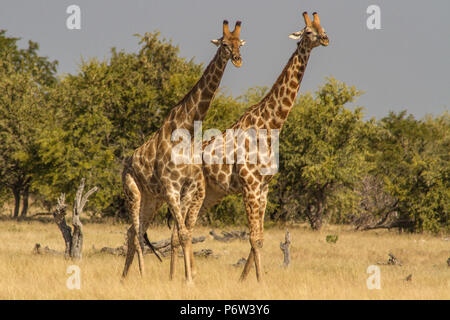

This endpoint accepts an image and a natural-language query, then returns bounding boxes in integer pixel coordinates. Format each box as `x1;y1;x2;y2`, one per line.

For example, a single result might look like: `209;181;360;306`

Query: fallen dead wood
360;218;415;232
377;253;403;266
155;236;207;256
36;235;209;258
149;235;206;250
98;235;207;258
232;258;247;267
193;249;217;258
209;230;249;242
166;248;217;258
355;210;415;233
33;243;63;255
100;246;126;256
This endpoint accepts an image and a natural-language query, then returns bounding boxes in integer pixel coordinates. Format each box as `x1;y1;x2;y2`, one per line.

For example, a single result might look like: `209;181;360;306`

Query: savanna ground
0;213;448;300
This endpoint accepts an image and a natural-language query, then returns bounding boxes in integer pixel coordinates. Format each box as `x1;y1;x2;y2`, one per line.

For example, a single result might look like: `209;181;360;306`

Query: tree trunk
20;185;29;217
311;210;323;230
12;187;21;218
306;198;324;231
313;219;322;230
70;178;98;260
70;208;83;260
308;214;323;230
51;179;98;261
52;194;72;258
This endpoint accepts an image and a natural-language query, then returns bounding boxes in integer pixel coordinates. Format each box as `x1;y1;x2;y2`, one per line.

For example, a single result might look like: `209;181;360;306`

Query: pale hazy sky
1;0;449;119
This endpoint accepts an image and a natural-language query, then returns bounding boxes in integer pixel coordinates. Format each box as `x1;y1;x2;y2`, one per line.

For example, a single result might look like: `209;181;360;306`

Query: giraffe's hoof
185;279;195;287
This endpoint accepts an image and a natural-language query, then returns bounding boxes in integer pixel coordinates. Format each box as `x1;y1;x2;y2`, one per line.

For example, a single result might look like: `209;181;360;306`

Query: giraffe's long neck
259;38;312;129
175;47;229;127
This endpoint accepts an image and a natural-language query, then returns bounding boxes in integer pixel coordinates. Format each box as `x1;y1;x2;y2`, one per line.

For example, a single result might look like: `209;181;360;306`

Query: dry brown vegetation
0;217;448;300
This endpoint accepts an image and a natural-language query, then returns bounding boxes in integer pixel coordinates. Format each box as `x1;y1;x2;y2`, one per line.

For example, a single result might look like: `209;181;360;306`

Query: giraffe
169;11;329;281
121;20;245;283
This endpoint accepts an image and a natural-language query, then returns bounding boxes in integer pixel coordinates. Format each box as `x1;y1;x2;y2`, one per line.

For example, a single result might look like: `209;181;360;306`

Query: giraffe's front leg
169;172;205;281
184;178;206;278
165;184;194;283
239;185;264;282
239;249;255;282
257;183;269;252
169;187;192;281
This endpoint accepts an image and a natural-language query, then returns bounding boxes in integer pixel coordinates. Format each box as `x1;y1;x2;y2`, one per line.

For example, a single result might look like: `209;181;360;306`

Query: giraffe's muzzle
232;56;242;67
319;35;329;46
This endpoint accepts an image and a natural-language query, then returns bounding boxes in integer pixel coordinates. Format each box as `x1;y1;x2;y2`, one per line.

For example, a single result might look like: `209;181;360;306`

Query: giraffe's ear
211;39;221;46
289;30;304;40
240;39;246;46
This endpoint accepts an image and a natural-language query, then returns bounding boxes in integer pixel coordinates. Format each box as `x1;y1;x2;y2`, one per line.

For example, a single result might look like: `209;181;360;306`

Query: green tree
367;111;449;233
35;32;203;215
269;78;366;230
0;30;57;217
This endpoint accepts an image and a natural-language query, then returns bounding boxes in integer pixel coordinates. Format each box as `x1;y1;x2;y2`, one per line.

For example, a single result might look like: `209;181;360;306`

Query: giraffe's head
289;12;329;48
211;20;245;67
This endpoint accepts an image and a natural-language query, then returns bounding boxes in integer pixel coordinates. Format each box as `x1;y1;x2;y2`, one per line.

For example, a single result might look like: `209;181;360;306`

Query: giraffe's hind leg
122;173;145;278
122;225;139;278
169;223;180;280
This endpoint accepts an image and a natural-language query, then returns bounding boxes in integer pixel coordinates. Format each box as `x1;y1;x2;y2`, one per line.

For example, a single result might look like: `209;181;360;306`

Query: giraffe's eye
306;31;312;35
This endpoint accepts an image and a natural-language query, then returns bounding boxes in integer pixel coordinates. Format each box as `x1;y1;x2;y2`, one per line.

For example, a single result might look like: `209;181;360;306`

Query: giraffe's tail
143;232;162;263
166;207;173;229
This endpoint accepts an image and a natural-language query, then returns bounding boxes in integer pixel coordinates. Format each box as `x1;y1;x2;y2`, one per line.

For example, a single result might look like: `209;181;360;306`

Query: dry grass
0;217;448;300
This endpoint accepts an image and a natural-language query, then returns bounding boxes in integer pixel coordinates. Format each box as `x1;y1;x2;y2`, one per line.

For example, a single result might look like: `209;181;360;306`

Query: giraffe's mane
165;47;224;122
230;42;304;126
258;50;298;106
201;41;307;150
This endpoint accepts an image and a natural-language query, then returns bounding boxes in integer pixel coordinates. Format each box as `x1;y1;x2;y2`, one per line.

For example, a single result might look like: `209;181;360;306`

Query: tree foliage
366;111;449;233
0;30;57;217
0;30;448;234
35;32;203;214
268;78;366;229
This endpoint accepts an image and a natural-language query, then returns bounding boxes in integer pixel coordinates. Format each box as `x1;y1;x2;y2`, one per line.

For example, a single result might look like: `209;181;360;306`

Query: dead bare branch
48;179;98;260
280;229;291;267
